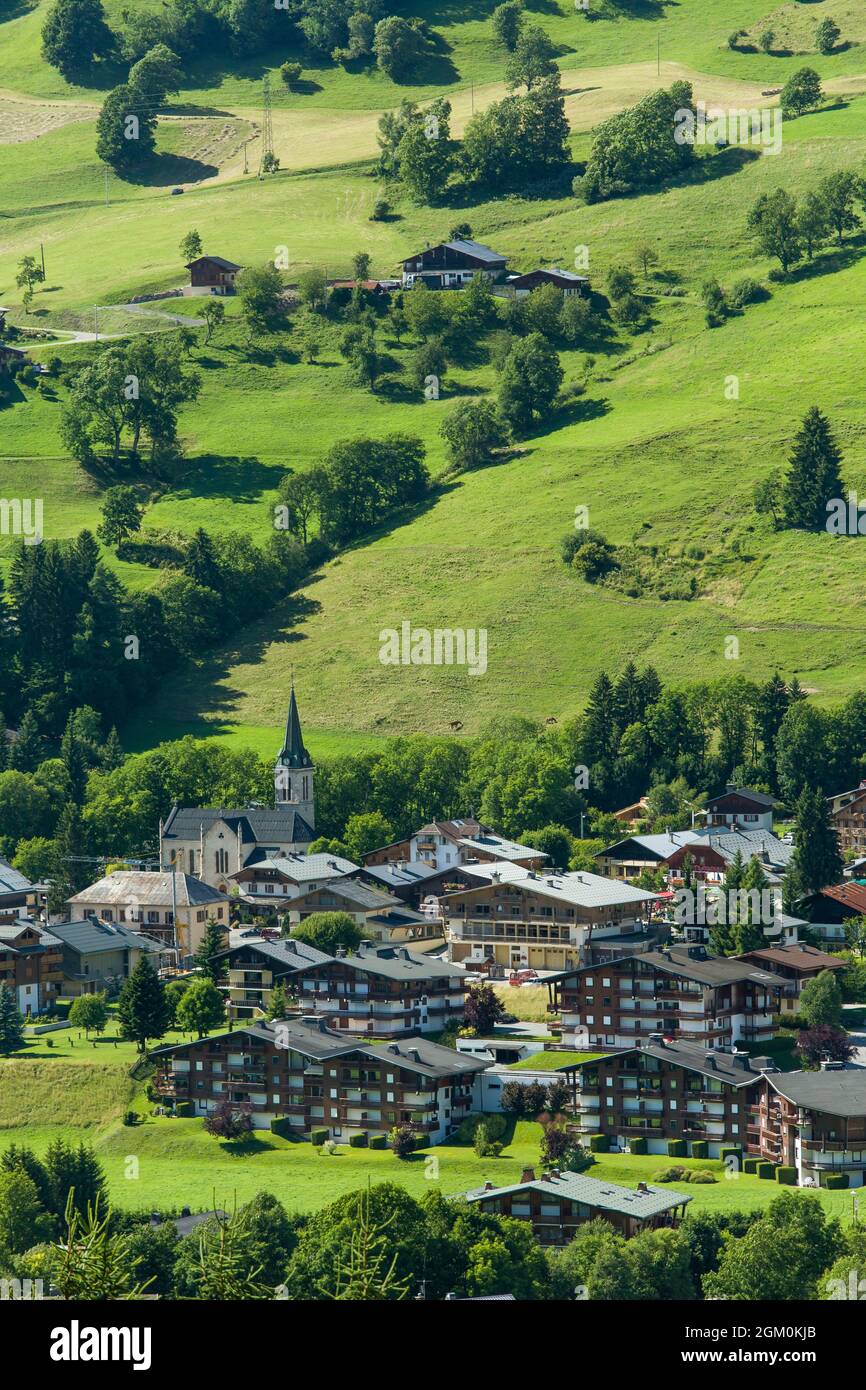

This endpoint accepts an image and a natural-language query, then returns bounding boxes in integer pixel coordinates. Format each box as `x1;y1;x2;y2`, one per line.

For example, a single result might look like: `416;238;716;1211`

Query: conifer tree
195;916;228;986
0;985;25;1053
782;407;845;531
117;956;170;1053
790;786;843;894
9;709;42;772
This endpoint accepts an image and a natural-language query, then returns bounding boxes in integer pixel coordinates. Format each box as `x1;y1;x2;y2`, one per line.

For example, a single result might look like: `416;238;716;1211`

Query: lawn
493;984;554;1023
508;1050;601;1070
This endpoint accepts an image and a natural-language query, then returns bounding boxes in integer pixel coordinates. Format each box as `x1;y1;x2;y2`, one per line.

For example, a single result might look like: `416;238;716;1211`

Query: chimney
636;1182;648;1194
704;1053;716;1069
520;1167;535;1183
484;1181;494;1191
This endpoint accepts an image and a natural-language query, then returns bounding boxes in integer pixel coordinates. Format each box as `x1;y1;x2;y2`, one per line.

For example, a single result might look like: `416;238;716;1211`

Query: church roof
277;687;313;770
162;806;314;844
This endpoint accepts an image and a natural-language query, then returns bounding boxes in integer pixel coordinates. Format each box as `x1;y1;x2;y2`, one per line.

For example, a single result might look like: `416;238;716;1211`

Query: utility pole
104;166;109;206
471;80;474;115
259;73;273;177
94;305;98;342
657;36;661;76
40;243;45;279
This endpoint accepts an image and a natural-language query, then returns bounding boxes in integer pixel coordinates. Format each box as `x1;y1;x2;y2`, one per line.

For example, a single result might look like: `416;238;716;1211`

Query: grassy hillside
4;0;866;750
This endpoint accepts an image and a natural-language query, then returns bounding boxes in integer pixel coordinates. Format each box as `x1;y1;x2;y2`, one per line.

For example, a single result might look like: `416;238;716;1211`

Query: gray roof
161;805;314;845
187;255;241;270
446;862;658;909
635;944;785;990
372;1035;487;1079
334;942;465;983
0;859;33;896
361;860;451;892
507;267;589;285
219;937;332;972
233;853;358;882
276;687;313;770
707;787;776;809
692;828;792;868
598;832;702;861
68;872;228;909
768;1070;866;1118
291;879;401;911
444;239;506;264
565;1038;775;1089
465;1171;691;1219
458;833;548;863
47;919;163;956
0;921;61;951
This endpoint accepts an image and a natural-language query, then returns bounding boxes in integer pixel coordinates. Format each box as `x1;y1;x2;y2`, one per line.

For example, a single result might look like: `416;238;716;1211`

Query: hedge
776;1166;797;1185
175;1102;194;1118
667;1140;687;1158
629;1137;647;1155
589;1134;609;1153
743;1157;759;1174
348;1132;367;1148
757;1162;776;1179
720;1146;742;1163
824;1173;850;1189
270;1117;295;1139
369;1134;387;1149
691;1140;709;1160
310;1127;329;1146
457;1112;507;1143
414;1134;429;1150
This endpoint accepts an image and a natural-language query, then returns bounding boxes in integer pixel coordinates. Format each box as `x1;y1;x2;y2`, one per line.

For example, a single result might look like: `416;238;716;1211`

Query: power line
258;73;273;178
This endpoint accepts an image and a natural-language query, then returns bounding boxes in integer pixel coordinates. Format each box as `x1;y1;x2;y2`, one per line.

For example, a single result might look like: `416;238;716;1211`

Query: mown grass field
4;0;866;752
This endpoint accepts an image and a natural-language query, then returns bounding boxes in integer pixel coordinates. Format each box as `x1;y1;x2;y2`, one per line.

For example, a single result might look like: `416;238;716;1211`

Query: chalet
47;918;163;997
401;239;507;289
828;783;866;855
443;862;658;973
185;255;242;295
464;1170;690;1245
597;827;791;885
66;871;229;958
564;1039;777;1159
735;943;846;1015
152;1016;486;1140
359;859;478;909
705;787;776;833
226;852;358;904
282;878;438;942
0;858;35;913
0;920;63;1015
805;882;866;926
506;267;589;298
596;831;701;880
363;818;545;872
160;689;316;889
0;343;27;374
292;941;467;1037
550;942;784;1051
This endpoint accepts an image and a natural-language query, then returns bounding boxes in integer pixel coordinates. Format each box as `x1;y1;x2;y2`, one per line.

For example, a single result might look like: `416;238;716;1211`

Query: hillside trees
781;68;823;118
747;189;801;276
42;0;115;80
505;25;557;90
498;332;564;434
439;400;507;474
781;407;845;530
492;1;523;50
461;74;570;190
374;16;427;80
96;82;158;169
397;100;454;202
577;82;696;202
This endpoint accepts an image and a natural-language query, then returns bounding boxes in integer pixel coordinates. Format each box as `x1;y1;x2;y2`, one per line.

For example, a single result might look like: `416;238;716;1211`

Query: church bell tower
274;684;315;828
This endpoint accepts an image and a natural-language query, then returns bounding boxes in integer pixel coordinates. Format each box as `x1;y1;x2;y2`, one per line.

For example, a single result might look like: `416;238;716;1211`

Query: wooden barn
185;255;242;295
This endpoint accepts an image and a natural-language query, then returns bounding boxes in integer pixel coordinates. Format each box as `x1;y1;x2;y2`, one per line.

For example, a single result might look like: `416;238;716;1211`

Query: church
159;688;316;893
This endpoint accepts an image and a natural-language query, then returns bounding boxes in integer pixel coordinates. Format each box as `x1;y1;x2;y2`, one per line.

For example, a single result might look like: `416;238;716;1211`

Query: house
804;882;866;927
464;1170;690;1245
401;239;507;289
217;935;332;1019
747;1068;866;1188
0;858;36;913
363;818;545;872
226;852;358;905
47;918;163;997
159;688;316;889
735;943;846;1015
358;859;478;910
0;920;63;1015
565;1039;773;1158
66;871;230;958
550;943;784;1050
282;878;437;942
828;783;866;855
185;255;242;295
705;787;776;833
443;862;659;973
612;797;650;828
597;828;792;886
328;279;398;295
0;343;27;375
595;831;702;880
506;267;589;298
152;1016;487;1140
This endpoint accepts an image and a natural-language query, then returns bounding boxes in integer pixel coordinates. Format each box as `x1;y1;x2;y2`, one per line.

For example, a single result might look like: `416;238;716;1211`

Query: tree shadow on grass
523;393;612;443
121;153;219;188
218;1136;275;1157
783;233;866;285
170;453;286;503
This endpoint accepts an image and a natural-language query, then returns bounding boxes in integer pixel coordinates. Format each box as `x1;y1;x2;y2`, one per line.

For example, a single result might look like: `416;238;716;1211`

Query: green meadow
4;0;866;752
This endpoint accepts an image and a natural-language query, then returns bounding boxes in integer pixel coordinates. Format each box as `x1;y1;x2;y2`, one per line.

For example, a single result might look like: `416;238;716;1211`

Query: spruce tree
0;985;25;1054
60;712;88;804
267;981;290;1020
782;407;845;531
195;916;228;986
732;857;769;953
117;956;170;1053
9;709;42;772
791;786;843;893
582;672;619;765
100;725;124;771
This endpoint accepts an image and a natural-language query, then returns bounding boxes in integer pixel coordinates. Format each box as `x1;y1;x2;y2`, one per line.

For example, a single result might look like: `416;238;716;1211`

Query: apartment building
747;1069;866;1188
736;943;846;1015
443;862;658;972
153;1017;486;1139
0;920;63;1015
226;852;359;903
828;783;866;855
551;943;784;1050
464;1170;691;1245
220;936;467;1035
363;818;546;872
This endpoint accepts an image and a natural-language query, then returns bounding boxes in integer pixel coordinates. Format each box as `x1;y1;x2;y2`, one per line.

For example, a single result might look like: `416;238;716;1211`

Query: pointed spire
277;684;313;769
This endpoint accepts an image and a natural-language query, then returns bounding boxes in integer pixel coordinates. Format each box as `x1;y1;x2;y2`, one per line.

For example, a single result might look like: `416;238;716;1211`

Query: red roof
819;882;866;913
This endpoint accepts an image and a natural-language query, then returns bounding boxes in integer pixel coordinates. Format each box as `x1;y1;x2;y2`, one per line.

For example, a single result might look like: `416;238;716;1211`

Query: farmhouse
159;688;316;889
47;918;163;997
152;1016;486;1139
443;862;658;972
506;267;589;297
0;343;27;374
550;942;784;1051
401;238;507;289
705;786;776;832
464;1170;691;1245
185;255;242;295
66;871;229;958
0;920;63;1015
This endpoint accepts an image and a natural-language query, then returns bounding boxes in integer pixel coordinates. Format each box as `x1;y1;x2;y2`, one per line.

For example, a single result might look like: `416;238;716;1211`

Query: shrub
652;1165;689;1183
389;1124;417;1158
175;1102;194;1118
743;1157;759;1174
458;1112;507;1144
757;1162;777;1180
270;1117;295;1138
310;1127;329;1146
122;1111;138;1127
667;1139;687;1157
824;1173;849;1189
280;62;303;89
691;1140;709;1160
370;199;390;221
348;1132;367;1147
776;1166;797;1185
720;1146;742;1163
729;276;766;309
629;1137;647;1155
369;1134;387;1149
589;1134;609;1153
689;1170;718;1184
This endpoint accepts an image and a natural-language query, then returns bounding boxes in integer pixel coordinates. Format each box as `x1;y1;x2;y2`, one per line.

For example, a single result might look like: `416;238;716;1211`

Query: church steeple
275;683;315;826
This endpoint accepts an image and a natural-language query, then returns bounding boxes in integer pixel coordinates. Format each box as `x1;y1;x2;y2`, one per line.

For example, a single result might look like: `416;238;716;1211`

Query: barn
185;255;242;295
